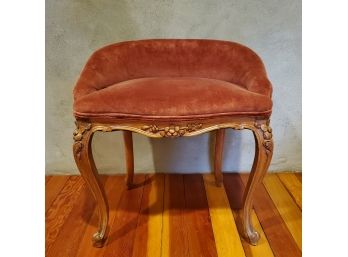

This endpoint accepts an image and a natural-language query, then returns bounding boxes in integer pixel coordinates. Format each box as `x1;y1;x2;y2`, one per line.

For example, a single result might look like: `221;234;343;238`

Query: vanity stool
72;39;273;247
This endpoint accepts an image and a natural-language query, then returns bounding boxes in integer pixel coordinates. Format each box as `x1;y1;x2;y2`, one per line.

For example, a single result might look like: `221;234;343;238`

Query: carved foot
126;178;136;190
92;231;107;248
244;228;260;246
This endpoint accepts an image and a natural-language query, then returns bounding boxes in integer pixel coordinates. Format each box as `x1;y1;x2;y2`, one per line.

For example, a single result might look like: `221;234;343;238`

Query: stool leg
242;122;273;245
214;129;225;187
123;131;134;189
73;122;109;247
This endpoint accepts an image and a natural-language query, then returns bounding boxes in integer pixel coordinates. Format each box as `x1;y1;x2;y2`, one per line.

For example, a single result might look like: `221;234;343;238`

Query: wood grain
263;174;302;250
203;174;246;257
278;173;302;209
46;180;98;257
45;176;85;254
75;175;125;257
162;174;189;257
240;174;301;257
45;176;69;212
223;174;274;257
46;173;302;256
123;131;134;187
46;175;52;184
132;174;164;257
103;175;145;257
295;173;302;183
184;174;218;257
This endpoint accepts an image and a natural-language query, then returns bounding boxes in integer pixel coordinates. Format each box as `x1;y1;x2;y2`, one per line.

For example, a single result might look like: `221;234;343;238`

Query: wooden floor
45;173;302;257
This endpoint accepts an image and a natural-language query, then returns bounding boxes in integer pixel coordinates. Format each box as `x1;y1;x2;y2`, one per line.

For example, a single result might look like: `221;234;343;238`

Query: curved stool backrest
74;39;271;99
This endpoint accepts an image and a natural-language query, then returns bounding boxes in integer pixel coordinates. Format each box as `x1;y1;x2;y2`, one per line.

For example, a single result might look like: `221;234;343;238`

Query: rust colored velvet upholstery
73;39;272;120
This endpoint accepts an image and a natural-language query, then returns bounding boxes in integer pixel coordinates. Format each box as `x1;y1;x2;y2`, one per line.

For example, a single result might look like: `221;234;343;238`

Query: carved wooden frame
73;115;273;247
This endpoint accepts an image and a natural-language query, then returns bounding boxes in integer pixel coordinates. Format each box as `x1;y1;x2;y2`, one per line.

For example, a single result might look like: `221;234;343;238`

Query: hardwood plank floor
46;175;52;184
295;173;302;183
45;176;69;212
203;174;246;257
103;175;146;257
45;176;85;254
184;174;218;257
277;173;302;209
46;172;302;257
132;174;164;257
240;174;302;257
162;174;190;257
76;175;125;257
223;174;274;257
263;174;302;250
47;182;96;257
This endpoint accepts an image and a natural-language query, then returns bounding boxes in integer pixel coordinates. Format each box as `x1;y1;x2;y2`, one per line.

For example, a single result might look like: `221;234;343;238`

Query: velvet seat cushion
74;77;272;119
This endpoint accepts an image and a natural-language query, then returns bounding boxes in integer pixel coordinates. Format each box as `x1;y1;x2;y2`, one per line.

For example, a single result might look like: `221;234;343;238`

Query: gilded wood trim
141;123;203;137
73;121;92;160
254;121;273;154
75;120;268;138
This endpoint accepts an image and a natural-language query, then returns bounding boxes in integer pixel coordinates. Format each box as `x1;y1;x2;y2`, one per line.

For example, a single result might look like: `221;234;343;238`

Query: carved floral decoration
255;121;273;152
73;122;92;160
141;123;203;137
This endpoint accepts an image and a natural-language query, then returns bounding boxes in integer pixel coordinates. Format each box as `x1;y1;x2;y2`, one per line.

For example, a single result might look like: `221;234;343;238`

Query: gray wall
46;0;301;175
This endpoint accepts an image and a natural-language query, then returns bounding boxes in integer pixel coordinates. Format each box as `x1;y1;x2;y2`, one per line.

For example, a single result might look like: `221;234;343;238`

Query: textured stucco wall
46;0;301;175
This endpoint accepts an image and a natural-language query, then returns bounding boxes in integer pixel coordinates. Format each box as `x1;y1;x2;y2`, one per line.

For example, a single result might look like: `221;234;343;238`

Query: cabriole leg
73;121;109;247
214;129;225;187
242;121;273;245
123;131;134;189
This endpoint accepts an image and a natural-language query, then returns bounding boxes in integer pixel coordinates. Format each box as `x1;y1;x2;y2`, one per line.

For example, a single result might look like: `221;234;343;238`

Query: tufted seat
73;39;272;120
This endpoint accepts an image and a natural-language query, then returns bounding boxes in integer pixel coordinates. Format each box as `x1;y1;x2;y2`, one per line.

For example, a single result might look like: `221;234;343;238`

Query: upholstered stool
72;39;273;247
